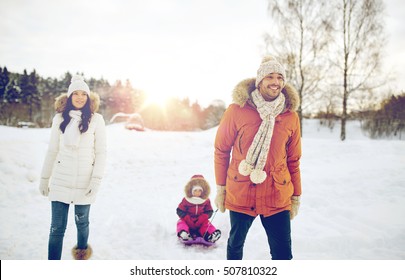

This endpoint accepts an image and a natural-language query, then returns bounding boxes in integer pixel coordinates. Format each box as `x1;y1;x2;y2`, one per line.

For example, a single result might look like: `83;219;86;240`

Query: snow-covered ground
1;119;404;260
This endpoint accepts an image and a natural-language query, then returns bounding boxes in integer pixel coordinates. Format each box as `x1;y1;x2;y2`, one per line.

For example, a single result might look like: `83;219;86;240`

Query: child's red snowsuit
176;197;217;237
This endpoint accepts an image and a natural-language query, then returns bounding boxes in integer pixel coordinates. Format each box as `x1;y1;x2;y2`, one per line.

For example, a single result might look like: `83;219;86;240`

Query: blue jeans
227;210;292;260
48;201;91;260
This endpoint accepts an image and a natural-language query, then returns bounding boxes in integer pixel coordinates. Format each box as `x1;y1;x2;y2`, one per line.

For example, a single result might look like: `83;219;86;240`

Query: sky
0;0;404;107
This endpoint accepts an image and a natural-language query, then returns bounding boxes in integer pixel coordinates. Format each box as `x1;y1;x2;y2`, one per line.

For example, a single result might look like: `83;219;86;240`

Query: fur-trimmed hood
54;92;101;113
184;177;211;200
231;78;300;112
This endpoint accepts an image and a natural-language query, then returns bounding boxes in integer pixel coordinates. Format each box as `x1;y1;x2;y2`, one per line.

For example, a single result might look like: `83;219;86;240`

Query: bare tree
335;0;385;141
264;0;334;135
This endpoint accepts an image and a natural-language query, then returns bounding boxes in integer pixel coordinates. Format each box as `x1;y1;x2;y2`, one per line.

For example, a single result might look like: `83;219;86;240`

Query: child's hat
185;174;211;199
192;185;203;193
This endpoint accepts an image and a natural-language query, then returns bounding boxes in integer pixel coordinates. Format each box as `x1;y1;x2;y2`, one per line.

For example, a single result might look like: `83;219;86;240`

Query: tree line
0;67;225;131
360;94;405;140
1;65;403;138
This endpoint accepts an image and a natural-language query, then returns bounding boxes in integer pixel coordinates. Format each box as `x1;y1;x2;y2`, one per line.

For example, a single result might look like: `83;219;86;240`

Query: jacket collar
231;78;300;112
54;92;101;114
185;197;207;205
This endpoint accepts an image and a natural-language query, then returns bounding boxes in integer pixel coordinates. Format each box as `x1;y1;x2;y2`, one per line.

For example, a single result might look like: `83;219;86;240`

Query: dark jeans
227;210;292;260
48;201;91;260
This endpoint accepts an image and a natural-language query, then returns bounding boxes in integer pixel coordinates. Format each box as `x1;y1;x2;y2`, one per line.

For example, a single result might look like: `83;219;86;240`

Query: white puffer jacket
40;93;107;205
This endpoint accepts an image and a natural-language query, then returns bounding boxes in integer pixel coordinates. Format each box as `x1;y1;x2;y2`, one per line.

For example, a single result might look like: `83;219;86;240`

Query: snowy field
0;119;404;260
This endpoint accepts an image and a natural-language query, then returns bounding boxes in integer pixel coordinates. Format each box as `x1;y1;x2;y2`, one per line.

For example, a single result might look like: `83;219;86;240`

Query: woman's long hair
59;95;92;134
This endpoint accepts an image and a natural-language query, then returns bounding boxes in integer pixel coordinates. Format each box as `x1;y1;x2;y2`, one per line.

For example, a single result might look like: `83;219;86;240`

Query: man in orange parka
214;55;301;260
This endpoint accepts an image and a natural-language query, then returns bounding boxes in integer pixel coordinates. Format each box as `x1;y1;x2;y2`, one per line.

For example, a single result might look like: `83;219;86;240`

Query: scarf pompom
250;169;267;184
238;160;253;176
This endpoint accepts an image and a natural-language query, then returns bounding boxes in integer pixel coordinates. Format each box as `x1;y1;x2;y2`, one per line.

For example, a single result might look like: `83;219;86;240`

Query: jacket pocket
238;131;245;154
266;170;293;208
226;168;255;209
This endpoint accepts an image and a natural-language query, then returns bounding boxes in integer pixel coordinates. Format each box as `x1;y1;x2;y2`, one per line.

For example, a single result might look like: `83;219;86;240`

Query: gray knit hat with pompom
255;55;286;88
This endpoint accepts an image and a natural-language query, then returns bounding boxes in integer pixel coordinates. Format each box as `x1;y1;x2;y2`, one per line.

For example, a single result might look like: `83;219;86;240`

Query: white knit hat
255;55;286;88
67;75;90;97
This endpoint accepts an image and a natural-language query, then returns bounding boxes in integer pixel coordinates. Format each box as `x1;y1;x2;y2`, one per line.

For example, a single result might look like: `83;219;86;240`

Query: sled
180;236;215;247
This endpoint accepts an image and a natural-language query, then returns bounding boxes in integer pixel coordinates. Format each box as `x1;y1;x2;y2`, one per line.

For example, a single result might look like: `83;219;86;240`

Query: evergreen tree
19;69;41;121
5;80;21;103
0;67;10;100
60;72;73;93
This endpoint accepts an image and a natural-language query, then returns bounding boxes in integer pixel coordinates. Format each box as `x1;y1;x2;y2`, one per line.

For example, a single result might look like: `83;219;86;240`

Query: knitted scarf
238;89;285;184
63;110;82;149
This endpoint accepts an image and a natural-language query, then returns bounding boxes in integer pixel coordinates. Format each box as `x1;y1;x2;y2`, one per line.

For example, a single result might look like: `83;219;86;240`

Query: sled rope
203;209;219;239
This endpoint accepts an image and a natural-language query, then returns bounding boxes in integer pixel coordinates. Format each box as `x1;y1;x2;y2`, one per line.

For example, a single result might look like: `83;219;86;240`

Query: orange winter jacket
214;78;302;217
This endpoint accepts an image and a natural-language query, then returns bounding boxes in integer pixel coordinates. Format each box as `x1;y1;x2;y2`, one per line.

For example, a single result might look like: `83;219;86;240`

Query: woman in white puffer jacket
39;75;106;260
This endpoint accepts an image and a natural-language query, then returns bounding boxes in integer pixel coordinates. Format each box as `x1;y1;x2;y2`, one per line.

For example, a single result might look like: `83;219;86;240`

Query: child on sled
176;175;221;243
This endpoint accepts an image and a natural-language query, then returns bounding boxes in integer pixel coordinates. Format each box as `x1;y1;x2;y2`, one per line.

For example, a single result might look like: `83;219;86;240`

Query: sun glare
142;91;168;110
